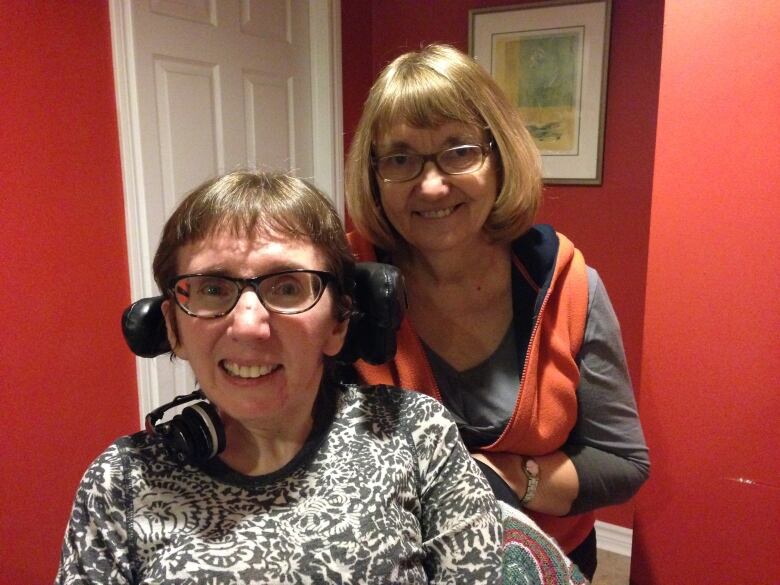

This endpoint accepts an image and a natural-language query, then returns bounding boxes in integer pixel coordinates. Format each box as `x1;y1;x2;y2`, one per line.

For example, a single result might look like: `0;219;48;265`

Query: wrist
519;457;539;506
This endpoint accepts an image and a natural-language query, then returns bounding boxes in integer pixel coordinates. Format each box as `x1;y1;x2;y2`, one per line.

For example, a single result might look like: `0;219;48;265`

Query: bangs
372;67;484;137
201;208;310;245
174;175;324;248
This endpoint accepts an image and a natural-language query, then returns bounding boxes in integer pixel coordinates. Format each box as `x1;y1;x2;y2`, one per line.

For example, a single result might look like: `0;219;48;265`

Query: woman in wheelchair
57;170;505;583
58;170;586;584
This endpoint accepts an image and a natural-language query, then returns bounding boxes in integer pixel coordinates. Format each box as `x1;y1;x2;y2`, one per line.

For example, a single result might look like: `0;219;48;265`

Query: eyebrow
375;133;484;154
185;263;309;277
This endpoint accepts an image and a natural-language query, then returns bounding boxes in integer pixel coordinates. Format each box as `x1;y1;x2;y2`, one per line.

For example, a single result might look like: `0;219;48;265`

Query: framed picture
470;0;611;184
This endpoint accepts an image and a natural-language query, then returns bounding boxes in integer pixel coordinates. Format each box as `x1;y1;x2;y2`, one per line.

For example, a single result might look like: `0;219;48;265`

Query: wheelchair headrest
121;262;406;365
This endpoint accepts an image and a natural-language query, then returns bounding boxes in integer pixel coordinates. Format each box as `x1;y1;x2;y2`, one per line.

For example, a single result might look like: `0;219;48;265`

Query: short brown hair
346;43;542;251
153;171;354;323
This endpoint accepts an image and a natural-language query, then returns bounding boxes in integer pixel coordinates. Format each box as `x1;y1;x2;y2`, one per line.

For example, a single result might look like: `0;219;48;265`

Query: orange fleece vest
347;230;593;553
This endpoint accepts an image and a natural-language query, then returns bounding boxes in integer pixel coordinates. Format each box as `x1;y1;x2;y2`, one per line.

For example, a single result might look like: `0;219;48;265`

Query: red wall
5;2;775;582
341;0;664;528
631;1;780;582
0;3;138;582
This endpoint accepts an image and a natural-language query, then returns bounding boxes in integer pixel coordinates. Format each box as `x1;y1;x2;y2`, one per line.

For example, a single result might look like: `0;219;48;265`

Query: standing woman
345;44;649;579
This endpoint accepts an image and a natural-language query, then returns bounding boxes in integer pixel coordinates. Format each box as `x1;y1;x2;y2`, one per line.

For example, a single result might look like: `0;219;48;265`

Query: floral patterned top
57;384;502;584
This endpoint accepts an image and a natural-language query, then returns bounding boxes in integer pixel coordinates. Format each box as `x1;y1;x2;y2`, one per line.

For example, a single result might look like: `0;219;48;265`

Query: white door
110;0;343;424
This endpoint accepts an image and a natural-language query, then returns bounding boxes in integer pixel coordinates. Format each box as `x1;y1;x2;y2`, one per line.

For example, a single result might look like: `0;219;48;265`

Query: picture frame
470;0;612;184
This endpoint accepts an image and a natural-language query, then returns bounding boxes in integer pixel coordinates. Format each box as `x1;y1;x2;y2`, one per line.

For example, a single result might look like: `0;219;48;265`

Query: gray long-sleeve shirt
426;267;650;513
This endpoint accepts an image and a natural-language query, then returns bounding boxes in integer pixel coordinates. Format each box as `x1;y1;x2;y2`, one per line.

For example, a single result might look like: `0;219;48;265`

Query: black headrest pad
121;296;170;358
121;262;406;366
337;261;405;365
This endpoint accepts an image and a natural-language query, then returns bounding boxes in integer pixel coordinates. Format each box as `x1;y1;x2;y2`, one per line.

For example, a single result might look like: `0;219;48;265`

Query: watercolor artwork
493;29;583;154
471;1;611;183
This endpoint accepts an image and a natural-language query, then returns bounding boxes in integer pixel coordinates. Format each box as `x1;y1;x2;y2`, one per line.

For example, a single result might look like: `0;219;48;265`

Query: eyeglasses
168;270;336;318
372;142;494;183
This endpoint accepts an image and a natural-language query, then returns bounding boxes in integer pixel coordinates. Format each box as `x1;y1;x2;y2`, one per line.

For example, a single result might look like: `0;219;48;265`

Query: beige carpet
591;549;630;585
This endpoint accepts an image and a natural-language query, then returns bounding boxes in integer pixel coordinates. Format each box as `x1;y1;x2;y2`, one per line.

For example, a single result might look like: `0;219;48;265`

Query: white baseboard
595;520;632;557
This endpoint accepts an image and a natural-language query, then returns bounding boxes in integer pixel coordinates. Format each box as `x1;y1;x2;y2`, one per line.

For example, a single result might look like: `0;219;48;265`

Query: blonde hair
345;43;542;252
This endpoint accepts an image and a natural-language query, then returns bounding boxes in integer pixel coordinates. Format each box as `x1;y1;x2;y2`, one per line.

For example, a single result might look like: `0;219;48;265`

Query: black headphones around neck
145;390;226;464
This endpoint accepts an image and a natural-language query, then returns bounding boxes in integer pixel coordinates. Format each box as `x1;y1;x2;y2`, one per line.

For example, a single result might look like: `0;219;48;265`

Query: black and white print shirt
57;385;502;584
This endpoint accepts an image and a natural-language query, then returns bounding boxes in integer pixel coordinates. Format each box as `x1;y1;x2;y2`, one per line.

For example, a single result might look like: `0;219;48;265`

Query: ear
162;299;189;361
323;314;350;358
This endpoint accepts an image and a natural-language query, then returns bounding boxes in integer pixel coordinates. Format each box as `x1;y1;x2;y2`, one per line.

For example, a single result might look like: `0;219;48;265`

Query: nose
228;288;271;340
417;160;450;199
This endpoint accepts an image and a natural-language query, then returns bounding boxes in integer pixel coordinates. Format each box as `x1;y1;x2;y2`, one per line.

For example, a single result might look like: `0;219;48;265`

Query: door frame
109;0;344;426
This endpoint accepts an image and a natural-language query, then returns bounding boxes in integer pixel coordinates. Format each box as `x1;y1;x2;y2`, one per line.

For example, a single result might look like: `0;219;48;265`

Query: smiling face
374;120;499;258
162;228;348;429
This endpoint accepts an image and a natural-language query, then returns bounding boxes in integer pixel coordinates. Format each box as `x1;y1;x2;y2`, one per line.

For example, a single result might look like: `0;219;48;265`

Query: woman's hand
472;450;580;516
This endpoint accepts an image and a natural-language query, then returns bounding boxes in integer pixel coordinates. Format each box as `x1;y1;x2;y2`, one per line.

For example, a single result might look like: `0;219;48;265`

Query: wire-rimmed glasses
372;142;494;183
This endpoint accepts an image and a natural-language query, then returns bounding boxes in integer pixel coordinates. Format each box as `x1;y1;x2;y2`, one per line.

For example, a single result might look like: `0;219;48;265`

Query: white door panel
149;0;216;25
155;58;224;201
110;0;342;424
245;72;294;170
